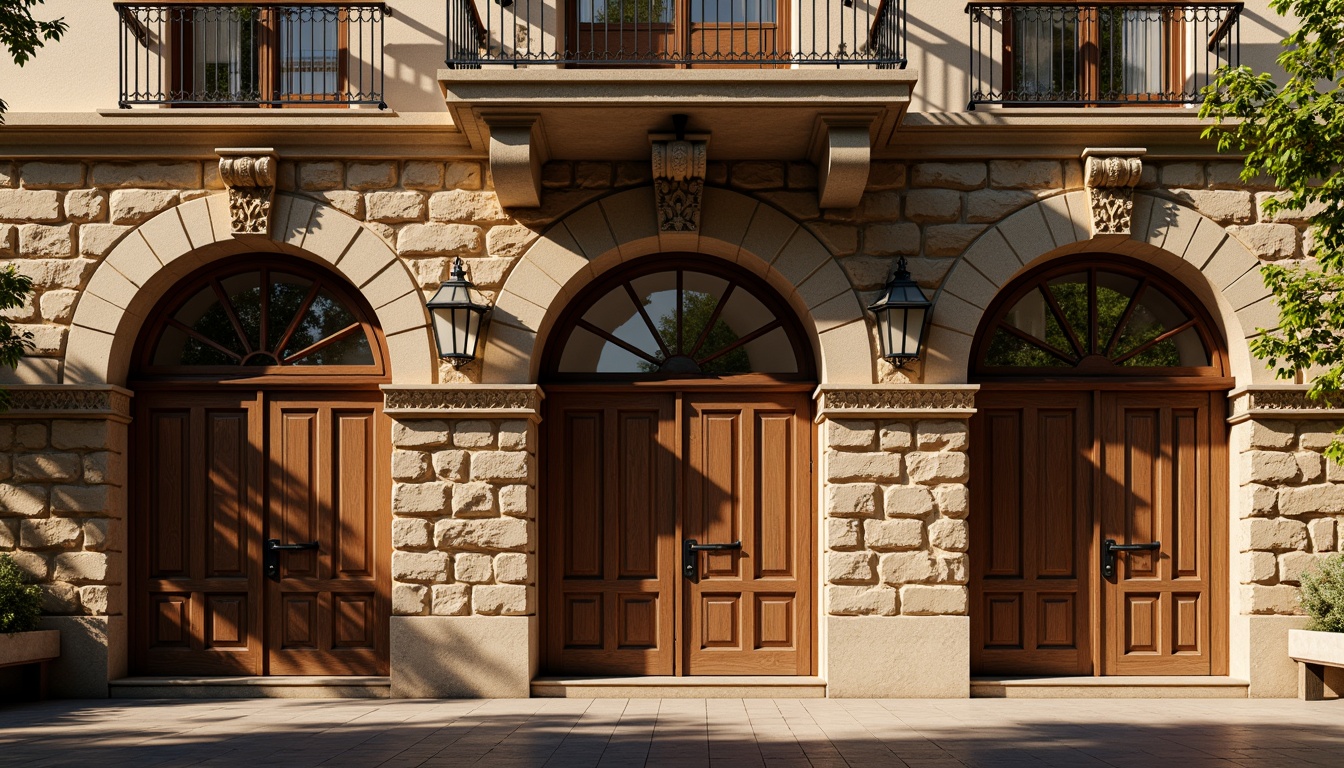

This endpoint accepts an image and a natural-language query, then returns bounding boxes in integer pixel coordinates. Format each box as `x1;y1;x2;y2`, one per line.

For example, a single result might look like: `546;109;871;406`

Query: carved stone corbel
216;148;278;237
1082;147;1145;236
484;113;548;209
810;114;877;210
650;127;709;232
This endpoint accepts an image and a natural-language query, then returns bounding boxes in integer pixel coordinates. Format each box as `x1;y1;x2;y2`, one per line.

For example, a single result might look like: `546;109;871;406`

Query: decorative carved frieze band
816;385;980;421
383;385;544;420
217;147;278;236
650;125;709;232
1229;385;1344;423
0;386;133;421
1082;147;1145;237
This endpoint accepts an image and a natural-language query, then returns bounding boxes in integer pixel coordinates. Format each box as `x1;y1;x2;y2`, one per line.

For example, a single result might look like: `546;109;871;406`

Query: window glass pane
680;271;731;358
153;325;238;367
691;0;776;24
1002;288;1075;359
1121;326;1207;367
173;285;246;359
281;288;362;360
280;8;340;98
267;272;315;351
1098;7;1165;98
1012;9;1078;99
1095;272;1140;352
191;7;260;100
220;271;263;352
580;0;673;23
628;271;682;355
580;283;663;361
733;326;797;374
984;328;1072;368
290;333;374;366
559;325;648;373
1113;287;1191;360
1045;272;1089;354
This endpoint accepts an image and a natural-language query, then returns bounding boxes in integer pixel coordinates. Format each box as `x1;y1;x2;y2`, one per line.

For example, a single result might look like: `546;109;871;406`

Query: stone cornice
382;385;544;420
1229;385;1344;423
815;385;979;421
0;386;133;421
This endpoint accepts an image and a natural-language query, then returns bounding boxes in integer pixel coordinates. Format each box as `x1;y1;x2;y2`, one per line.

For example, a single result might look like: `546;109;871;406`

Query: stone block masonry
823;418;970;617
388;416;536;618
1234;417;1344;615
0;413;127;619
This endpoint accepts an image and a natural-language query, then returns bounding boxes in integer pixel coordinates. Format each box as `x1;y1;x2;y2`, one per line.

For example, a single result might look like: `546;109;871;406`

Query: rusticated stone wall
0;156;1316;386
823;418;971;617
1235;418;1343;615
0;416;126;617
387;416;537;618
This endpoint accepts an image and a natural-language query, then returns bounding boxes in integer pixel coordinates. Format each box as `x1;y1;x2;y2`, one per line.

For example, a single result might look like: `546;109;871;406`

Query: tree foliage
1199;0;1344;463
0;265;32;408
0;553;42;634
1300;553;1344;632
0;0;67;122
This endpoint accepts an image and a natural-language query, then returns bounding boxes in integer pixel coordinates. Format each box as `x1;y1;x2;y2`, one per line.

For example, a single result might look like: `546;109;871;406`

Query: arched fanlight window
973;257;1225;377
136;257;385;376
544;256;813;381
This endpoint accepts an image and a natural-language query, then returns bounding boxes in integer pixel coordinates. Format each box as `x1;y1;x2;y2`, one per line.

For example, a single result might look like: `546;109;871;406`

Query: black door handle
265;538;319;580
683;539;742;579
1102;538;1160;578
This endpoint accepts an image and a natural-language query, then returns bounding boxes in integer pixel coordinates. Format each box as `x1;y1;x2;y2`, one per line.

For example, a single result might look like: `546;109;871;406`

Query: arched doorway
129;256;392;676
969;254;1230;677
540;254;816;676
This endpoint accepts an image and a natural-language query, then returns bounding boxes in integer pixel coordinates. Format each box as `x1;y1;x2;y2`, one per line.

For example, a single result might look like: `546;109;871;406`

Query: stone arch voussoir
64;192;436;386
483;186;872;385
926;191;1273;385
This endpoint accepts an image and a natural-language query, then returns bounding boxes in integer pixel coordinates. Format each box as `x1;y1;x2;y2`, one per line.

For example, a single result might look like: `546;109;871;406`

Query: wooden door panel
684;395;811;676
267;395;388;676
971;392;1092;675
544;393;677;675
134;395;264;675
1101;392;1223;675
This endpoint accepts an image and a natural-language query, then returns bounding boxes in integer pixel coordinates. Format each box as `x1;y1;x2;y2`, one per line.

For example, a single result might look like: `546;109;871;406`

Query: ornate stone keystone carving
217;148;278;236
650;116;710;232
1082;147;1145;236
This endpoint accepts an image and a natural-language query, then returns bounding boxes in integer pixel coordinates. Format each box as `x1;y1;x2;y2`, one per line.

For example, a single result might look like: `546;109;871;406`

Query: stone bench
0;630;60;701
1288;629;1344;701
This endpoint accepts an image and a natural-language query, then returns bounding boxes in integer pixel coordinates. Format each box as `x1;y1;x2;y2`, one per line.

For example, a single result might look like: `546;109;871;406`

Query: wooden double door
132;389;390;676
971;389;1228;676
544;390;813;676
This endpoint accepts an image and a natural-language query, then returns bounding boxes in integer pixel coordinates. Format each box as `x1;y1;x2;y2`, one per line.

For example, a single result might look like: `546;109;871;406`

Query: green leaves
0;0;67;123
0;553;42;635
1300;553;1344;633
0;265;33;409
1202;0;1344;462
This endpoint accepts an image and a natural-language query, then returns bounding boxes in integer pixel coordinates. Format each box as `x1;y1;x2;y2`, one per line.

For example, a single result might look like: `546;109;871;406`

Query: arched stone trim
926;191;1276;385
482;186;872;384
64;192;436;386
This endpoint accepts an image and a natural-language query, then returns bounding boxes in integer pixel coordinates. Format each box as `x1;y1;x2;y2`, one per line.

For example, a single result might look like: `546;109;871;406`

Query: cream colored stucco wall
0;0;1296;116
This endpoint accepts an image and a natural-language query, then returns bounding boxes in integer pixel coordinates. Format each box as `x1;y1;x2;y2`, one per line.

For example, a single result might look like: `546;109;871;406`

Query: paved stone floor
1;697;1343;767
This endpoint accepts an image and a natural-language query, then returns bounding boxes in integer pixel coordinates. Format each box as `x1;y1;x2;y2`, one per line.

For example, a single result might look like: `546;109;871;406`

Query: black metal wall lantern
868;256;934;368
427;257;491;365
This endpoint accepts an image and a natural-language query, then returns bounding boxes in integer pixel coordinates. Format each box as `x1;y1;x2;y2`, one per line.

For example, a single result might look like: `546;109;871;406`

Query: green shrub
1300;553;1344;633
0;554;42;634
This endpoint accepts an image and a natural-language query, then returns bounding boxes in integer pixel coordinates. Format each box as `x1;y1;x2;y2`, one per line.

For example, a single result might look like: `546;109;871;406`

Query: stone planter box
0;629;60;699
1288;629;1344;700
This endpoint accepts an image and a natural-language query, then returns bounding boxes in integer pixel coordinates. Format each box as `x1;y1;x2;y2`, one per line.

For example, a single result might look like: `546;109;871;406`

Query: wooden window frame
131;255;390;386
168;1;351;107
970;254;1228;382
564;0;791;65
1000;1;1189;105
542;254;816;384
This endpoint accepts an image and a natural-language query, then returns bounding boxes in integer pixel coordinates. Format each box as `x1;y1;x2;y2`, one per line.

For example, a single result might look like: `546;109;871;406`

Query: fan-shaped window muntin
138;257;384;376
545;257;812;381
974;258;1223;377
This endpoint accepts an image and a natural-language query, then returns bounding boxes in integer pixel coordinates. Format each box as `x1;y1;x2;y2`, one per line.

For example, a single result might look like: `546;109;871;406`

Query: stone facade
0;156;1318;386
1235;418;1344;614
387;416;537;620
0;415;127;620
823;418;970;618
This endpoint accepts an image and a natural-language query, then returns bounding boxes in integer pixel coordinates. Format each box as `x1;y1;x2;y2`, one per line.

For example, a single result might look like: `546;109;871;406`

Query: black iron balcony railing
966;3;1241;108
446;0;907;68
117;3;386;108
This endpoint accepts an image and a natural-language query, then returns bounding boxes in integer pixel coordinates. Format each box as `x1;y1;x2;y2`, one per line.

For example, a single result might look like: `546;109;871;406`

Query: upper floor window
967;3;1243;108
117;3;387;108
